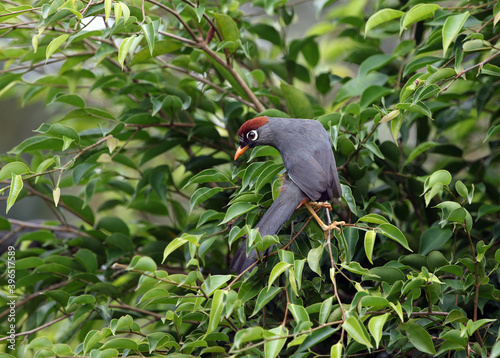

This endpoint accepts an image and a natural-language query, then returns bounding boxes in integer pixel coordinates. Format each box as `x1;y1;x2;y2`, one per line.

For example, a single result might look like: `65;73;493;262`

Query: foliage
0;0;500;357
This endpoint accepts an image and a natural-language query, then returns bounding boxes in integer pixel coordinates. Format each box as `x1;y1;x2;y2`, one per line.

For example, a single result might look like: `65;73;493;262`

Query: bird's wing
286;154;329;201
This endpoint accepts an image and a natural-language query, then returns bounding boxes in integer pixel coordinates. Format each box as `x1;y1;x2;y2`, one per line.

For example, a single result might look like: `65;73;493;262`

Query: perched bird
230;116;342;274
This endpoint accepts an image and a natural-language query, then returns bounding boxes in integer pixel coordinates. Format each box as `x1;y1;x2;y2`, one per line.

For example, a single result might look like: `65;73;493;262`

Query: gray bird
231;116;342;273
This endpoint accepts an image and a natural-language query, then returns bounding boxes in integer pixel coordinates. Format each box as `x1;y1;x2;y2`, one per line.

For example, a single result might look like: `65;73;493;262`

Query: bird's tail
230;180;304;274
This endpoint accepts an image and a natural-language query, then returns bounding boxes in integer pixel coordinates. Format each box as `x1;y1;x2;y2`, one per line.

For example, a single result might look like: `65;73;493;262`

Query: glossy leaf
264;326;288;358
343;314;373;348
401;4;440;32
46;34;69;61
189;187;223;212
406;324;436;355
378;224;412;251
442;12;469;55
365;9;404;34
6;174;23;213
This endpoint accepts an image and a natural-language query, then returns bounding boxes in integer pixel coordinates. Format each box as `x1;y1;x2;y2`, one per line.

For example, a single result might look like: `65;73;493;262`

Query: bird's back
268;118;341;201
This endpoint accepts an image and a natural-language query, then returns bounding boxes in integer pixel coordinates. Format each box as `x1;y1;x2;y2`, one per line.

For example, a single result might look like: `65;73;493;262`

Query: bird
230;116;343;274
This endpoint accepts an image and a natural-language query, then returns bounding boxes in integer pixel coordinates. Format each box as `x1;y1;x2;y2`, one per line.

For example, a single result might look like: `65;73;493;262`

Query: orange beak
234;145;249;160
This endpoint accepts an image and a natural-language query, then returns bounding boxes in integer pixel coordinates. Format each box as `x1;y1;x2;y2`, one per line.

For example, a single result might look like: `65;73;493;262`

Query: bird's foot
303;201;344;232
320;221;345;232
309;201;332;211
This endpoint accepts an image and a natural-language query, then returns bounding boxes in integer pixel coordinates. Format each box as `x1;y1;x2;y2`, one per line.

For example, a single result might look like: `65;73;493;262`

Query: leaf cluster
0;0;500;357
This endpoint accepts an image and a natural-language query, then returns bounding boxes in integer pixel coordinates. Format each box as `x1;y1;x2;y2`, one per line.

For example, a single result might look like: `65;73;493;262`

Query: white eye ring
247;130;258;141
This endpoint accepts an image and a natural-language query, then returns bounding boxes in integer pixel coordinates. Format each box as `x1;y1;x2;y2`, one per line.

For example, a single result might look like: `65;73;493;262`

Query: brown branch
146;0;199;41
157;62;256;108
157;29;198;46
110;303;164;319
199;43;265;113
440;50;500;93
0;314;72;342
338;122;380;171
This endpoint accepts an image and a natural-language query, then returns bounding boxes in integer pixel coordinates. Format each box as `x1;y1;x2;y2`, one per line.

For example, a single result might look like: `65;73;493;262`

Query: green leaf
365;9;404;34
341;261;372;276
142;20;159;56
364;230;376;264
297;326;336;353
58;0;82;18
281;82;314;119
424;183;443;207
32;28;43;53
403;142;440;168
189;187;223;212
252;286;283;316
360;86;393;109
60;195;95;224
378;224;412;251
234;327;264;348
118;35;135;68
54;94;85;108
462;39;492;52
442;12;470;55
162;234;201;262
406;324;436;355
477;204;500;220
248;145;280;161
368;313;390;348
419;227;453;255
358;214;389;225
0;162;30;182
184;169;231;187
423;170;452;194
364;141;384;159
83;329;112;354
264;326;288;358
74;249;97;273
101;338;138;351
403;56;441;77
128;255;157;272
343;314;373;348
268;262;291;289
213;13;240;51
28;337;52;350
131;40;183;65
6;174;23;213
341;184;361;217
330;342;343;358
288;304;310;323
254;163;283;192
206;290;225;334
396;101;433;119
319;296;333;324
221;202;257;225
481;64;500;77
485;125;500;142
104;0;112;21
16;257;44;270
35;123;80;143
46;34;70;61
401;4;440;32
307;245;323;276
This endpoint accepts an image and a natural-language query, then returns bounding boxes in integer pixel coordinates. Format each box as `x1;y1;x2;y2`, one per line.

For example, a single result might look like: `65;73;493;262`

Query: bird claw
320;221;345;232
309;201;332;211
303;201;344;233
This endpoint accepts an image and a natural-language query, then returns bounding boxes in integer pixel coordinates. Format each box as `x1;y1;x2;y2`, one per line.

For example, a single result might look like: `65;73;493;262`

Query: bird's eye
247;130;258;141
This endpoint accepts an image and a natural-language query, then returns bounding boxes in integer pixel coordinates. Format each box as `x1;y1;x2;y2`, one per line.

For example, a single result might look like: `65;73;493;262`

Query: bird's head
234;116;270;160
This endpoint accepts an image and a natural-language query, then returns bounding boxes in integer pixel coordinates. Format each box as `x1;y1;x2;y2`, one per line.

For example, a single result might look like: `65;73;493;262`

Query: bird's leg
303;201;345;232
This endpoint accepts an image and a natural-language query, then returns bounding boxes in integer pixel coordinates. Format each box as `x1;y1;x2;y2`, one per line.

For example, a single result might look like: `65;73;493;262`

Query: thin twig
440;50;500;93
0;314;72;342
